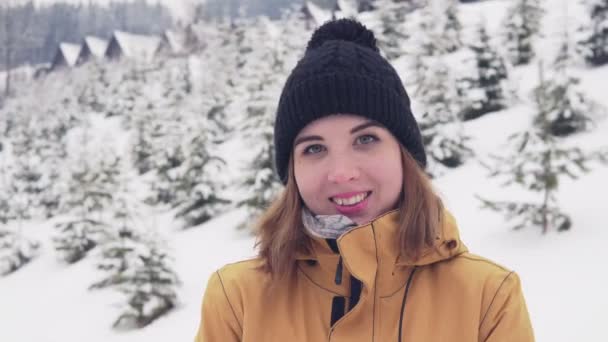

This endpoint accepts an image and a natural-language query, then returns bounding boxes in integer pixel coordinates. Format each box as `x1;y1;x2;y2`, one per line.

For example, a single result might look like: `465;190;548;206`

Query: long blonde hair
255;145;443;280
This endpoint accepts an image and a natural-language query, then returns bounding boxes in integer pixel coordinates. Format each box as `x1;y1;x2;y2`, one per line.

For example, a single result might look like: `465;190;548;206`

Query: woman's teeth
331;192;368;206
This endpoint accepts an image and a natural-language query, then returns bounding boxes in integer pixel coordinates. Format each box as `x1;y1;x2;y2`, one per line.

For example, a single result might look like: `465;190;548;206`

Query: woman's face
293;114;404;225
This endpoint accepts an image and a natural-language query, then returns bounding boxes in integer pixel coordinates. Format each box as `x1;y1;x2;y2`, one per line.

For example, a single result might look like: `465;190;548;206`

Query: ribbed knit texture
273;19;426;184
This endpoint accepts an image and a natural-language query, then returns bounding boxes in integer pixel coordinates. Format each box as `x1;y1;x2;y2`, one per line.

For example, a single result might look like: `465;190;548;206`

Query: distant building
49;43;82;71
76;36;109;65
105;31;162;62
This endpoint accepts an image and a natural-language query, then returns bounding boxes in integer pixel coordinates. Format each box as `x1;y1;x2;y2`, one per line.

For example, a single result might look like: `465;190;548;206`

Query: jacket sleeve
479;271;535;342
194;271;243;342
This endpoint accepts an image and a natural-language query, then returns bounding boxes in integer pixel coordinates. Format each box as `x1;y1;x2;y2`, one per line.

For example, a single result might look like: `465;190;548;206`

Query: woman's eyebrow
294;135;323;147
350;121;382;134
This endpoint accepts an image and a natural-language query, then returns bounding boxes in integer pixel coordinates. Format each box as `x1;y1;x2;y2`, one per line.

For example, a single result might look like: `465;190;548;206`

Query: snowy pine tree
459;22;510;120
477;63;604;233
146;141;185;205
537;30;597;136
112;48;234;224
578;0;608;66
414;57;472;176
370;0;422;61
374;0;408;60
0;123;16;223
142;60;190;203
0;186;11;224
111;236;180;329
105;61;154;125
53;130;121;263
32;115;69;218
235;18;288;229
439;0;463;53
77;62;111;114
90;163;142;290
129;90;181;179
237;116;281;229
501;0;544;65
0;226;39;276
9;120;41;221
404;4;439;90
7;116;66;220
414;2;444;57
90;179;180;329
132;117;156;175
401;0;461;91
173;118;230;228
195;23;238;139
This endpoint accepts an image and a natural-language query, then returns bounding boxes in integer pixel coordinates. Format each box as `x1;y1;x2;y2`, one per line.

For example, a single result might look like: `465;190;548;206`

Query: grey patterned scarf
301;207;359;239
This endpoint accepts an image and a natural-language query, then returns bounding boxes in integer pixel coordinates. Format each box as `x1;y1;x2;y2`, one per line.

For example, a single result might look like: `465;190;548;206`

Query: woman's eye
303;144;325;155
356;134;378;145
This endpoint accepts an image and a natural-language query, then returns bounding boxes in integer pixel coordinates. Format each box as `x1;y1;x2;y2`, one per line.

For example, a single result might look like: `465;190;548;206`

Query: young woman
195;19;534;342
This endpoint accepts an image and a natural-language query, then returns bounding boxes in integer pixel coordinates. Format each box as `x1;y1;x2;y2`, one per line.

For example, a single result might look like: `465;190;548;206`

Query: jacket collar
296;209;468;292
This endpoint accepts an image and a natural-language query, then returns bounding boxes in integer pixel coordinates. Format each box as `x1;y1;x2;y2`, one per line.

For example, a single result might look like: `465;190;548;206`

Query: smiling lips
330;191;370;205
330;191;371;214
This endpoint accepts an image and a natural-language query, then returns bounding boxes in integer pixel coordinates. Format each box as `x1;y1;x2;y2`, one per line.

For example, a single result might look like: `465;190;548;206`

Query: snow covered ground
1;0;608;341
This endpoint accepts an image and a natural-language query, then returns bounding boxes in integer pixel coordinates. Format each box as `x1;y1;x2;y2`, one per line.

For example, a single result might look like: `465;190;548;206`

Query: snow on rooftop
305;0;332;26
84;36;109;58
60;43;82;67
113;31;162;62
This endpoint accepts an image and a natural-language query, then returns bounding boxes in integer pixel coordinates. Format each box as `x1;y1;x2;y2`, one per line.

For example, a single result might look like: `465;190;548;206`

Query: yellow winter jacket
194;210;534;341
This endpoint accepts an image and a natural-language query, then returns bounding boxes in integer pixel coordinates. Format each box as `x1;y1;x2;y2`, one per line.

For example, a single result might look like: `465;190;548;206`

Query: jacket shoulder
196;259;267;341
441;252;533;339
439;252;517;310
449;254;534;340
216;257;269;286
454;252;512;276
199;258;269;337
214;258;272;308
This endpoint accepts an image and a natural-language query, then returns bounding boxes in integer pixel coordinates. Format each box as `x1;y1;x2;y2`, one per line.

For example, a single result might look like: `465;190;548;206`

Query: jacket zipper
397;267;418;342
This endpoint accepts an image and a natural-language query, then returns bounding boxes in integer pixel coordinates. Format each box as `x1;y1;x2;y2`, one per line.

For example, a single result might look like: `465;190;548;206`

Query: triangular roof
105;31;162;62
84;36;109;58
76;36;109;65
49;43;82;71
61;43;82;66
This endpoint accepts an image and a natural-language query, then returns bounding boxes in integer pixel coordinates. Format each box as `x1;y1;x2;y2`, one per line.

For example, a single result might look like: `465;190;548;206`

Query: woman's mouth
329;191;371;214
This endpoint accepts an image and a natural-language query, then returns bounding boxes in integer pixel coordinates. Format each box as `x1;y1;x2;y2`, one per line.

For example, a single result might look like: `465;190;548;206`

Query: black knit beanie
273;18;426;184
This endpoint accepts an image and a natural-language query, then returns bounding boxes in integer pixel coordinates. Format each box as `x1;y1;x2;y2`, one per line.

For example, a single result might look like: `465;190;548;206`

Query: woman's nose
327;157;360;183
